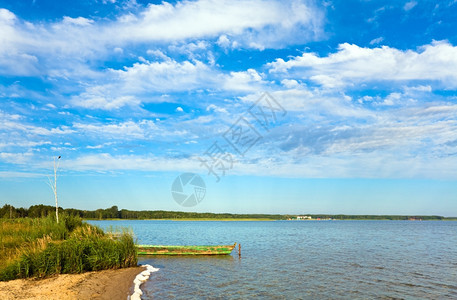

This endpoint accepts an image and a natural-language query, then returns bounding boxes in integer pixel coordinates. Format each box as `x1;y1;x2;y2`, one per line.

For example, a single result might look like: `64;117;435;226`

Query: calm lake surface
88;220;457;299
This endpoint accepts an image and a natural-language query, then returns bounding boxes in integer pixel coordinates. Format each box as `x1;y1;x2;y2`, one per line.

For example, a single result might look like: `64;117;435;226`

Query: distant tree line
302;214;449;221
0;204;289;220
1;204;454;220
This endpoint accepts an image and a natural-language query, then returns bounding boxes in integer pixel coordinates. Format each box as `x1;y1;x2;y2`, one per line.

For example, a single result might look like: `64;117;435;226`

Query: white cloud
71;58;272;110
28;126;75;136
358;95;377;104
206;104;228;114
2;2;456;182
240;89;374;122
0;8;16;24
36;142;457;179
223;68;265;91
0;110;22;121
233;151;457;179
281;79;300;88
111;0;323;48
0;140;51;149
0;112;75;135
73;93;140;110
62;16;94;26
63;153;199;172
0;151;34;164
404;85;432;92
267;41;457;88
369;37;384;45
0;9;101;77
217;34;230;48
146;49;169;60
0;0;324;71
169;40;209;53
73;120;157;139
0;52;39;76
113;47;123;54
381;92;401;106
85;142;114;149
0;0;323;56
0;171;44;178
0;0;324;92
237;85;457;177
114;59;215;93
403;1;417;11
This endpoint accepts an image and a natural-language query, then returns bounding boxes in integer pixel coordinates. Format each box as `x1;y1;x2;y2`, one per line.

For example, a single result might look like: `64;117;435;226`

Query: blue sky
1;0;457;215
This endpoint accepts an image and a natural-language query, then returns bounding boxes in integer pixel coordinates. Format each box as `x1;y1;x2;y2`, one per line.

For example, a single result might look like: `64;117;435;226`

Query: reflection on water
89;220;457;299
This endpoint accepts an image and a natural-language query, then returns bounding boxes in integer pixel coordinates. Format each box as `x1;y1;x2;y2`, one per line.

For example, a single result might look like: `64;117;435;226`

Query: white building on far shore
296;215;312;220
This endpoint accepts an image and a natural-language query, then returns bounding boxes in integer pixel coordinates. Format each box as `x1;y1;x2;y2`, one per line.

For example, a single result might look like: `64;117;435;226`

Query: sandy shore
0;266;144;300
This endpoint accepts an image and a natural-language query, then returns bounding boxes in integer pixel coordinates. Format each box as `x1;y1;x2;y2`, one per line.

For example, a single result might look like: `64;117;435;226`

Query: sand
0;266;145;300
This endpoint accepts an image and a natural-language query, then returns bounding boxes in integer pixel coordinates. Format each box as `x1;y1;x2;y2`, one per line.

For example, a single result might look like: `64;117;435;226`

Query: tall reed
0;214;137;281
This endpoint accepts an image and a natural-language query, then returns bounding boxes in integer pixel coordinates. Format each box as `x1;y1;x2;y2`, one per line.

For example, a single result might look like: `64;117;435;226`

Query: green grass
0;215;137;281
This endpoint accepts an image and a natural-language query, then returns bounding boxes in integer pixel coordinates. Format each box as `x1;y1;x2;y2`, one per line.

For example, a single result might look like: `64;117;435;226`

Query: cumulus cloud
111;0;323;47
267;41;457;88
0;0;324;76
2;1;457;182
70;59;216;109
206;104;228;114
115;59;215;93
71;58;272;110
223;69;266;91
217;34;231;48
281;79;300;88
0;0;324;111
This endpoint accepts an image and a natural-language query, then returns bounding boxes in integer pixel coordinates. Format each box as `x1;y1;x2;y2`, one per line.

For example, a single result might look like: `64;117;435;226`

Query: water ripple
89;220;457;299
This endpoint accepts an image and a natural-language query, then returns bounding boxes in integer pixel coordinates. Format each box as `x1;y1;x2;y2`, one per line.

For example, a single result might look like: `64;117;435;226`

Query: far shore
86;218;277;221
0;267;144;300
4;204;456;221
84;218;457;221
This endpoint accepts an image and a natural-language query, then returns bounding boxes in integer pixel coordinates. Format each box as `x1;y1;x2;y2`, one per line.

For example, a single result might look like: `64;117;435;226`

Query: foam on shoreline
129;264;159;300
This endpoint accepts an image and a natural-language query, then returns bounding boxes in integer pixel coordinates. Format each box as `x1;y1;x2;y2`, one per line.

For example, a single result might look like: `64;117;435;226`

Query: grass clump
0;214;137;281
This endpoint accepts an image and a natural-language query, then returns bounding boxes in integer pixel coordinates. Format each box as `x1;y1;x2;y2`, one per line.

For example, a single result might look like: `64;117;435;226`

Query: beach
0;266;144;300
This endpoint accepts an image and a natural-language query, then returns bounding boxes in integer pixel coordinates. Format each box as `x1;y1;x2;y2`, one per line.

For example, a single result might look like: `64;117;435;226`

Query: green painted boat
136;243;236;255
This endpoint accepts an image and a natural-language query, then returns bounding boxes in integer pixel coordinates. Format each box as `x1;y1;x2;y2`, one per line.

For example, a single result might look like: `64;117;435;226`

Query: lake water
88;220;457;299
